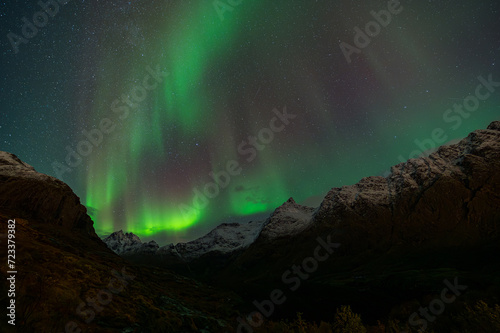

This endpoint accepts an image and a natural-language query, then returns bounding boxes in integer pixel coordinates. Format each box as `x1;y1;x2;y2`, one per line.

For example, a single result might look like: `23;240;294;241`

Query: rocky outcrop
0;151;97;238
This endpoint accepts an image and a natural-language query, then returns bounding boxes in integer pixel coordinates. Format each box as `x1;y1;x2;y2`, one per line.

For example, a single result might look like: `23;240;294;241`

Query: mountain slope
313;120;500;249
216;121;500;326
0;151;97;238
0;152;241;333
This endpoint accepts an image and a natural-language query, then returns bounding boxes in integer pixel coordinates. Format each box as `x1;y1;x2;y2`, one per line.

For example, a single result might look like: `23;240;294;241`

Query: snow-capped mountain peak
103;230;158;255
259;197;316;240
103;220;267;260
162;220;266;260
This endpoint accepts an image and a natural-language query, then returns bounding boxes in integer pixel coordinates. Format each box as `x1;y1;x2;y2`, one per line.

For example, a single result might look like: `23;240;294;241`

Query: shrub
332;305;366;333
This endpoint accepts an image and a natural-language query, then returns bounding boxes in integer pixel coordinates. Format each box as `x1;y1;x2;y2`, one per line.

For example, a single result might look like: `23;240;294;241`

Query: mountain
103;230;159;255
259;197;316;240
114;121;500;262
116;121;500;331
103;220;265;260
162;220;265;260
226;120;500;267
0;152;241;333
102;197;315;260
2;120;499;332
0;151;98;238
211;120;500;329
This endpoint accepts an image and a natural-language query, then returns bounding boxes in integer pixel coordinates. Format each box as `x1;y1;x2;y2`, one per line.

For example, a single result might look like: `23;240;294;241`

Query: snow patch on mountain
103;220;266;260
160;220;266;260
103;230;159;255
260;197;316;240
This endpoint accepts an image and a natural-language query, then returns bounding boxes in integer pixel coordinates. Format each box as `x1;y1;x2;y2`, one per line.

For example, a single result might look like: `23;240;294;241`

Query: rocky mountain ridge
310;120;500;251
104;219;266;260
106;121;500;261
103;197;318;259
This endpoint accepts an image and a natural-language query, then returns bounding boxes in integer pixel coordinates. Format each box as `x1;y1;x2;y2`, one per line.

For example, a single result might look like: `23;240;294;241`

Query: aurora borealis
1;0;499;244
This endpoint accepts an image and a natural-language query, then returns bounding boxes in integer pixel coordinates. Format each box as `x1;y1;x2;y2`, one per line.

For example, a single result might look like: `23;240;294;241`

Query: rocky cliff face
312;121;500;250
0;151;97;239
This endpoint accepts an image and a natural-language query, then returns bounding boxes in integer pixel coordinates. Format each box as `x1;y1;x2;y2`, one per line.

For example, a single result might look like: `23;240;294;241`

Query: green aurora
76;1;499;242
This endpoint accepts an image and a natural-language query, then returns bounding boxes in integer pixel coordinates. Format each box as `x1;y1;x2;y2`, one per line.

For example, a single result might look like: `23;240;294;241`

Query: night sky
1;0;499;244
